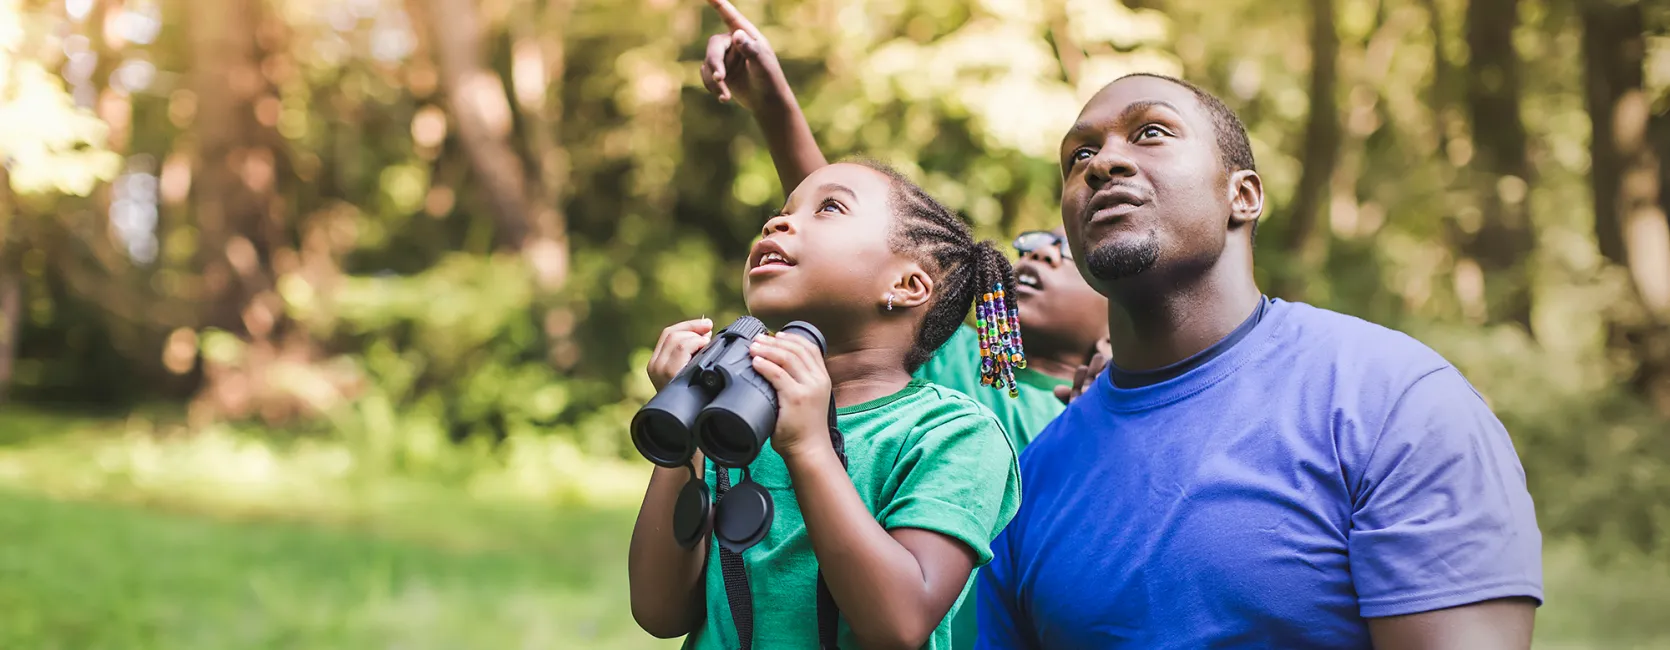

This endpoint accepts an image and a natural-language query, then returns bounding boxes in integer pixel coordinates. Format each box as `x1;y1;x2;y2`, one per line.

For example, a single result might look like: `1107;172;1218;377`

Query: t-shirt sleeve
975;522;1036;649
1349;365;1544;618
875;409;1021;567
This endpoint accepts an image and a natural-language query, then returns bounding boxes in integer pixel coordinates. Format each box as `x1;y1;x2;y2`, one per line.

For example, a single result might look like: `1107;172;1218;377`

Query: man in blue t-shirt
976;73;1543;649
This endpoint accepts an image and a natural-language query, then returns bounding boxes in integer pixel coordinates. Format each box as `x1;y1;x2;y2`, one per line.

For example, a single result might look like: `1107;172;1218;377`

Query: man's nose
1086;146;1138;190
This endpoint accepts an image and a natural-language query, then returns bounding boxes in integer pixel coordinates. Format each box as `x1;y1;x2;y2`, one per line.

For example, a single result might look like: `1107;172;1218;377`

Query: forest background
0;0;1666;647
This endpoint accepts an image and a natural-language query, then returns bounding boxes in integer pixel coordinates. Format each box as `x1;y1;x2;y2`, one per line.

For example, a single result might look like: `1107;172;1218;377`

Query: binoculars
631;316;828;552
632;315;826;469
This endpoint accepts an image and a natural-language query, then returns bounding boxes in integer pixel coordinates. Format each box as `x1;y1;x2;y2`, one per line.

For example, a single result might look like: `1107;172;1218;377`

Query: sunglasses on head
1012;230;1072;260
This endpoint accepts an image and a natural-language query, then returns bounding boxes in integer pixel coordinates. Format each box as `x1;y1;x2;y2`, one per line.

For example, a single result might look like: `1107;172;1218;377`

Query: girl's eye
1134;124;1171;141
819;199;844;213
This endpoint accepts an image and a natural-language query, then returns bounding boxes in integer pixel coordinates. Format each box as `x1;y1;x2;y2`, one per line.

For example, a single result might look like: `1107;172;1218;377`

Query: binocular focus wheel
673;479;712;549
715;479;774;553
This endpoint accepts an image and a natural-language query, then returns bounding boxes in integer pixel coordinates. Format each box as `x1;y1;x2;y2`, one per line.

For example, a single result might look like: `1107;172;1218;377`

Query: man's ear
889;264;934;310
1228;170;1264;230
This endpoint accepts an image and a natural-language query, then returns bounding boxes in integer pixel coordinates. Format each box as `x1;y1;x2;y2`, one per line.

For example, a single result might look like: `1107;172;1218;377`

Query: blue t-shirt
976;298;1543;649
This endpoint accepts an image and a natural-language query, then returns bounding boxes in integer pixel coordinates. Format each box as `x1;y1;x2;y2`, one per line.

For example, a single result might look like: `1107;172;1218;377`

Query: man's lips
1083;185;1149;223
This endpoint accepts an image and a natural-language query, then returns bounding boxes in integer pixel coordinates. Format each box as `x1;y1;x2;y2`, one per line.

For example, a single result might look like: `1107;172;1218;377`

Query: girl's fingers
705;0;764;41
702;34;732;99
749;337;799;375
772;332;823;371
750;354;791;389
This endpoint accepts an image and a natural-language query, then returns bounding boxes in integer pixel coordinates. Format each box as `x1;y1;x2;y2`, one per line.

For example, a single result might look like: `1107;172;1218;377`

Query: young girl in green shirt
628;156;1026;648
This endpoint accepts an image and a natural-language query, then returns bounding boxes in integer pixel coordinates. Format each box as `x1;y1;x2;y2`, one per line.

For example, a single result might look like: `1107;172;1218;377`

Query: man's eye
1071;148;1095;164
1134;125;1170;141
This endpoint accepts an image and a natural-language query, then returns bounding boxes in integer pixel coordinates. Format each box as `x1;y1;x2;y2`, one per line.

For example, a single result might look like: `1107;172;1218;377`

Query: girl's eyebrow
819;183;859;204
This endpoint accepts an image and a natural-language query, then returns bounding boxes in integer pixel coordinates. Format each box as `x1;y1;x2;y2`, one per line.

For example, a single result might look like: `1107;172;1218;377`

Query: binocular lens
697;411;758;467
695;382;777;467
630;408;696;467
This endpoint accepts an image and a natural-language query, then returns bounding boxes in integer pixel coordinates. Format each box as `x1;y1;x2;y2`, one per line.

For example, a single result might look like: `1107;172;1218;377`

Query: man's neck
1103;260;1263;372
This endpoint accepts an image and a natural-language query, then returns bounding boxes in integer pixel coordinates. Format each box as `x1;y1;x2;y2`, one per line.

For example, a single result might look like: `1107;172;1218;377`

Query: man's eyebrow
1065;100;1186;143
1117;99;1184;125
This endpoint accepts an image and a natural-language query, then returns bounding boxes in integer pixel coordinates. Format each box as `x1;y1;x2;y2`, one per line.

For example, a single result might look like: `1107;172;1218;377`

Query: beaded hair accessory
975;282;1027;398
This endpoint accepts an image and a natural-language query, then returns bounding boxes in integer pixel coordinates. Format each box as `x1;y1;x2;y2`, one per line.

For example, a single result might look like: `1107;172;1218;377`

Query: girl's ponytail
969;242;1026;397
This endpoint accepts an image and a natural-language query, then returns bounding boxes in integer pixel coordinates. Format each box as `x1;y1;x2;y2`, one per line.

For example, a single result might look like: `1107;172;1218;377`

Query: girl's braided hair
847;158;1027;397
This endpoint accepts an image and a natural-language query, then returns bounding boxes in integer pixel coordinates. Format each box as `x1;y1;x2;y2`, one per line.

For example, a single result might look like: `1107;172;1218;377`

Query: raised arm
700;0;828;193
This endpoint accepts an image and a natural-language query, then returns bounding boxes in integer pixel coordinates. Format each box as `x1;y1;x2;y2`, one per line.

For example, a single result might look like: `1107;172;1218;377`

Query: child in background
627;156;1024;647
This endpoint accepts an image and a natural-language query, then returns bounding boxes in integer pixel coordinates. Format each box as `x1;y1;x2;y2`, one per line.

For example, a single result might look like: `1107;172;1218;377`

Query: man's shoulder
1274;300;1452;376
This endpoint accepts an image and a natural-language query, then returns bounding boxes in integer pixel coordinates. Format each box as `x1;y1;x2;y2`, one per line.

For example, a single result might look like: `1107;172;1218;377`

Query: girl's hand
749;332;833;461
647;318;714;392
700;0;788;113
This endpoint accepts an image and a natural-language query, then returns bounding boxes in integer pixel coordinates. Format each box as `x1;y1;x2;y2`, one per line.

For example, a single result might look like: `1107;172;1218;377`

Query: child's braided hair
847;158;1027;397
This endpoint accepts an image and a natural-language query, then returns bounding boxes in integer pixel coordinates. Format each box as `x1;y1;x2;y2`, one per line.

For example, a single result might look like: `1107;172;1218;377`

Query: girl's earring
886;293;895;311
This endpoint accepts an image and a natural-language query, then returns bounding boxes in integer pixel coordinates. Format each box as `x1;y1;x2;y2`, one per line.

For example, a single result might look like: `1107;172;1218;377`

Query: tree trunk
1462;0;1535;331
1417;0;1453;154
1582;0;1670;414
190;0;269;335
1277;0;1341;300
412;0;568;288
0;267;19;406
0;166;17;405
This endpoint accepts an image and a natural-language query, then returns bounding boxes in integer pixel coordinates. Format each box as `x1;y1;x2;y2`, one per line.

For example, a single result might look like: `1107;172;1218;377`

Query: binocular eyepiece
631;316;827;469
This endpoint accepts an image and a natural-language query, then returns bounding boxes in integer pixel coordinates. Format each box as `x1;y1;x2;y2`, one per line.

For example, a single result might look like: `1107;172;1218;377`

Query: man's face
1058;76;1235;294
1013;227;1109;354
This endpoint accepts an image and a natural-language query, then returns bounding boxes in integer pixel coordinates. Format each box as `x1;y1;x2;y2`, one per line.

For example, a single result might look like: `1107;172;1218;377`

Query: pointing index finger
704;0;764;41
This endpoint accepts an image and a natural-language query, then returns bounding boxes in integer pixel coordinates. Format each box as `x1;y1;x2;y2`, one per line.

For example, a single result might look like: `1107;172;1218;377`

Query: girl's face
744;163;914;332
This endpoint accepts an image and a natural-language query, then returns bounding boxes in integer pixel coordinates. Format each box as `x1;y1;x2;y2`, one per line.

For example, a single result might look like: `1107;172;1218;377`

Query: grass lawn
0;408;1666;649
0;489;680;650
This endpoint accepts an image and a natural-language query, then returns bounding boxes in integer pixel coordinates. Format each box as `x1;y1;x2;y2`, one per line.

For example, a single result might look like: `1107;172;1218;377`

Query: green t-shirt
913;324;1070;650
682;379;1021;650
913;324;1070;451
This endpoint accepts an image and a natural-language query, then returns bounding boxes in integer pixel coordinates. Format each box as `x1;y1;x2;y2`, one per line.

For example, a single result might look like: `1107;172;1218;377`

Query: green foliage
0;1;121;196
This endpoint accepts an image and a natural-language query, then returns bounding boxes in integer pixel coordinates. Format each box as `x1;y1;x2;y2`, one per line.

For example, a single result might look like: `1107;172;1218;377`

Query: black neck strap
716;394;847;649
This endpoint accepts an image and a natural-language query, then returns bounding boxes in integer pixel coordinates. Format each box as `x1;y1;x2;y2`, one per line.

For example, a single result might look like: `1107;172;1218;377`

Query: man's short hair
1115;73;1257;174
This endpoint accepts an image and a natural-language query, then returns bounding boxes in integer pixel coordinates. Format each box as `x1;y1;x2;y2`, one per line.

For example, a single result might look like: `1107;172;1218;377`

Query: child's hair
845;157;1027;397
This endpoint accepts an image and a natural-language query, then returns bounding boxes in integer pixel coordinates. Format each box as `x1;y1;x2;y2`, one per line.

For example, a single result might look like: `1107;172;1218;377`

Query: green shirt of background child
914;325;1070;451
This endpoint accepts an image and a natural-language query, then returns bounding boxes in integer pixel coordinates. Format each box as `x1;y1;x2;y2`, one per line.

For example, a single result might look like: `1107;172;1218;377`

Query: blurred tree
1461;0;1535;331
1583;0;1670;414
1274;0;1340;300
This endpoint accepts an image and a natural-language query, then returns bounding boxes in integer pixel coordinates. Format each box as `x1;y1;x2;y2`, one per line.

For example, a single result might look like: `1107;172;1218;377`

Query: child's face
744;163;910;331
1014;227;1109;353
